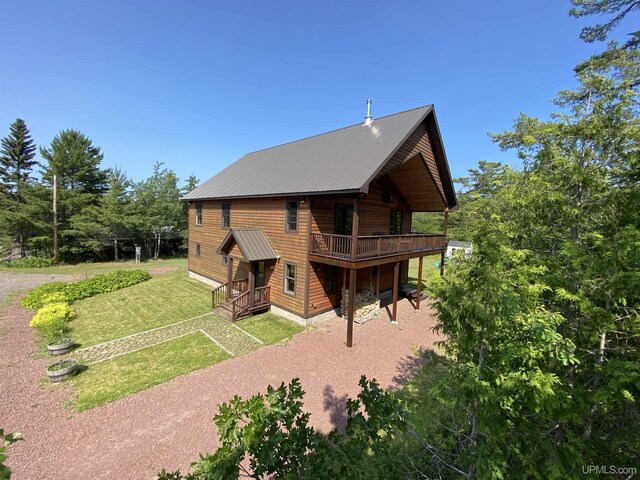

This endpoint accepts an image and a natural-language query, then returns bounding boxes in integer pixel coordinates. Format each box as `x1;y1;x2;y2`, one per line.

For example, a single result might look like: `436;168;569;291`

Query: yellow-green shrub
29;302;75;342
40;292;70;305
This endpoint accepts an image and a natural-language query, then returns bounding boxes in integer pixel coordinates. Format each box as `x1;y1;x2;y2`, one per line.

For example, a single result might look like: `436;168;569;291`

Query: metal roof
217;228;278;262
183;105;434;201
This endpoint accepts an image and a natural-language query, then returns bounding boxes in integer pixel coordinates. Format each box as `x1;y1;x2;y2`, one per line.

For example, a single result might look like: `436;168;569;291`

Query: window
325;265;337;294
195;243;201;257
195;203;203;225
334;203;353;235
389;209;402;235
221;202;231;228
284;263;296;295
222;255;228;265
286;200;298;232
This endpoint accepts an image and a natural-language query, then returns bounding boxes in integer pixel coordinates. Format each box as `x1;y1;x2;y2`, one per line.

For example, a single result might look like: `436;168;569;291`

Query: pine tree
0;118;37;197
39;129;108;262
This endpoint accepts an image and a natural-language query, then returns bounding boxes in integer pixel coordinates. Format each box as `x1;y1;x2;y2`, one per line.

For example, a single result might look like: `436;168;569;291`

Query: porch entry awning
216;228;278;262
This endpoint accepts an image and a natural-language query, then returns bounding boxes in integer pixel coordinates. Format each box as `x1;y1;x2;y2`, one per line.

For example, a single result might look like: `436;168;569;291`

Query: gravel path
0;271;77;304
0;278;443;480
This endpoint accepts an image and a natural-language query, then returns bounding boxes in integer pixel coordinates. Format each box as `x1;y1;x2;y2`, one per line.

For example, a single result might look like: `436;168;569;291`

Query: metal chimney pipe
364;99;373;125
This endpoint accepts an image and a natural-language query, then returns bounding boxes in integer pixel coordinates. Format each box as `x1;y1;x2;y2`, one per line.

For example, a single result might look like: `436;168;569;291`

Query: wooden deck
309;232;446;266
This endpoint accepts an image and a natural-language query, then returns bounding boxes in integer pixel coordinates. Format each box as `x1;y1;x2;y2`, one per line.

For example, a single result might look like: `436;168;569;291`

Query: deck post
347;268;356;347
376;266;380;296
416;256;423;310
392;261;399;322
443;208;449;236
441;208;449;276
351;196;360;260
248;262;255;310
226;257;234;299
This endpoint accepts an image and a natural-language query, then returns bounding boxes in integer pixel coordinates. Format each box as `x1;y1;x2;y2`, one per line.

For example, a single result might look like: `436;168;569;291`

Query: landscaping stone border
74;312;262;364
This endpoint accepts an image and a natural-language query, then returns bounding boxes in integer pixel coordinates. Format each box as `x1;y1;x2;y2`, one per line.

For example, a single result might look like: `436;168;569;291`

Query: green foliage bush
158;377;408;480
21;270;151;309
1;428;22;480
29;302;75;342
1;257;55;268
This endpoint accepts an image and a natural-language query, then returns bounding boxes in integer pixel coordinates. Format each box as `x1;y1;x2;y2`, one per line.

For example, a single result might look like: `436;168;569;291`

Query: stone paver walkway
75;312;263;364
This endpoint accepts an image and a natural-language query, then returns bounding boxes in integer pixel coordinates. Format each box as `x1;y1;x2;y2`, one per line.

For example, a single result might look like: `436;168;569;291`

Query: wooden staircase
212;280;271;322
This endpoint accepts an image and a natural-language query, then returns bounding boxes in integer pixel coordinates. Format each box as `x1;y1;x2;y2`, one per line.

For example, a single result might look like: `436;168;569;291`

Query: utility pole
53;174;58;265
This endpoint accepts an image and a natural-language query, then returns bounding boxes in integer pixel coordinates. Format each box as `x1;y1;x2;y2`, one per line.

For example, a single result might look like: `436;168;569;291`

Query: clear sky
1;1;637;187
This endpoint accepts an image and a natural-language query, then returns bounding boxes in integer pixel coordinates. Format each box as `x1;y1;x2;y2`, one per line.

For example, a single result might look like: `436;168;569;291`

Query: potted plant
46;359;78;382
47;337;74;356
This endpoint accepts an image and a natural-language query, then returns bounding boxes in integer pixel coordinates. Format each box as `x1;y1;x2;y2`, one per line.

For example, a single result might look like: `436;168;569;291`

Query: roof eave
182;188;362;202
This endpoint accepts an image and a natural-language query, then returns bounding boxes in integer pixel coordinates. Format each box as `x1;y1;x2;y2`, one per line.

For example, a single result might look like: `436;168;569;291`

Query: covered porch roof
216;228;278;262
387;152;447;211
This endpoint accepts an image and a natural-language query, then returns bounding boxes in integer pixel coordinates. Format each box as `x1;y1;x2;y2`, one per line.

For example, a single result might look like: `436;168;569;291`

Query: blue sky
1;1;637;187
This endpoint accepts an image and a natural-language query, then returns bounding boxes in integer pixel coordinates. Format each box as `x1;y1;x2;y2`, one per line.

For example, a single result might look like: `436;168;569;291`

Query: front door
334;203;353;235
254;261;266;288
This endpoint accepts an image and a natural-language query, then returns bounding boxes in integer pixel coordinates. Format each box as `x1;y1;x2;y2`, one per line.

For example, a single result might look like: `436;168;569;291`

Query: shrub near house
21;270;151;309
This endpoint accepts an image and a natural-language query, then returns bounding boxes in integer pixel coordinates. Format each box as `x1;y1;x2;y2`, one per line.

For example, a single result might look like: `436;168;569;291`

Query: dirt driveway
0;272;443;480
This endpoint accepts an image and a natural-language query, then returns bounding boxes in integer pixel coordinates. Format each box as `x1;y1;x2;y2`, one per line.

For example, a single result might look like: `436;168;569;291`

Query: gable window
195;203;203;225
196;243;201;257
325;265;337;294
389;209;403;235
221;202;231;229
284;263;296;295
286;200;299;232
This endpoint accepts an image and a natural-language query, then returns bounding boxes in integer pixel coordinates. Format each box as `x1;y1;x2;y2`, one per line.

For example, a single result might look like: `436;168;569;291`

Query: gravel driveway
0;273;443;480
0;270;77;304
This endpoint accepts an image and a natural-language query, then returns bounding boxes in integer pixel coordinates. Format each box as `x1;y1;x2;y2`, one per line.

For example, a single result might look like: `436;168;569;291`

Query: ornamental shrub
21;270;151;309
1;257;55;268
29;302;75;342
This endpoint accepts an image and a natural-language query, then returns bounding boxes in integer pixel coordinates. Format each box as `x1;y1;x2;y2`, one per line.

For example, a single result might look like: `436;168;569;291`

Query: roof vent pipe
364;99;373;126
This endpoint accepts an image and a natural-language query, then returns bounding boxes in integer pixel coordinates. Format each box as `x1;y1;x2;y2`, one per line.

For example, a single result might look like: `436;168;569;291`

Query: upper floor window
389;209;402;235
221;202;231;228
284;263;296;295
286;200;298;232
195;203;203;225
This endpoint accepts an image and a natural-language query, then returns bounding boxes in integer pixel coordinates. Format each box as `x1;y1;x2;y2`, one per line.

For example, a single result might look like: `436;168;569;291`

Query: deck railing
310;233;446;261
211;279;249;308
213;282;271;321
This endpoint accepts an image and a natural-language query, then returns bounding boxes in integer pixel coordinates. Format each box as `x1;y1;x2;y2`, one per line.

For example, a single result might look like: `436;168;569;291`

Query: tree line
0;124;198;263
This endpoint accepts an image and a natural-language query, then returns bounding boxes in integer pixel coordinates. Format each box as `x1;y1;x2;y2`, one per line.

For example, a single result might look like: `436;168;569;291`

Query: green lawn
237;312;304;345
0;257;186;276
407;257;440;291
20;263;306;410
72;269;212;347
71;332;231;411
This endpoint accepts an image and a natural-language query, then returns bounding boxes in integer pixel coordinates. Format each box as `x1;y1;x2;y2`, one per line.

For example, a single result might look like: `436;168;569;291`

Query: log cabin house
183;103;457;346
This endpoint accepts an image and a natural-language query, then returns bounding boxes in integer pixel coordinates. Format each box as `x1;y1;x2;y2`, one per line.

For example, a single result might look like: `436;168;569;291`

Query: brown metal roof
183;105;457;209
216;228;278;262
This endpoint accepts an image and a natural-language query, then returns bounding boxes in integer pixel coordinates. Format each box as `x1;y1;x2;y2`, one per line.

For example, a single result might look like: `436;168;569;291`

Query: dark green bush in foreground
21;270;151;309
1;257;55;268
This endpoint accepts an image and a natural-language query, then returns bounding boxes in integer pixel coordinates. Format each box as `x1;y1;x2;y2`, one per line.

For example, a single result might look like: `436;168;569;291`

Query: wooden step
213;304;253;322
